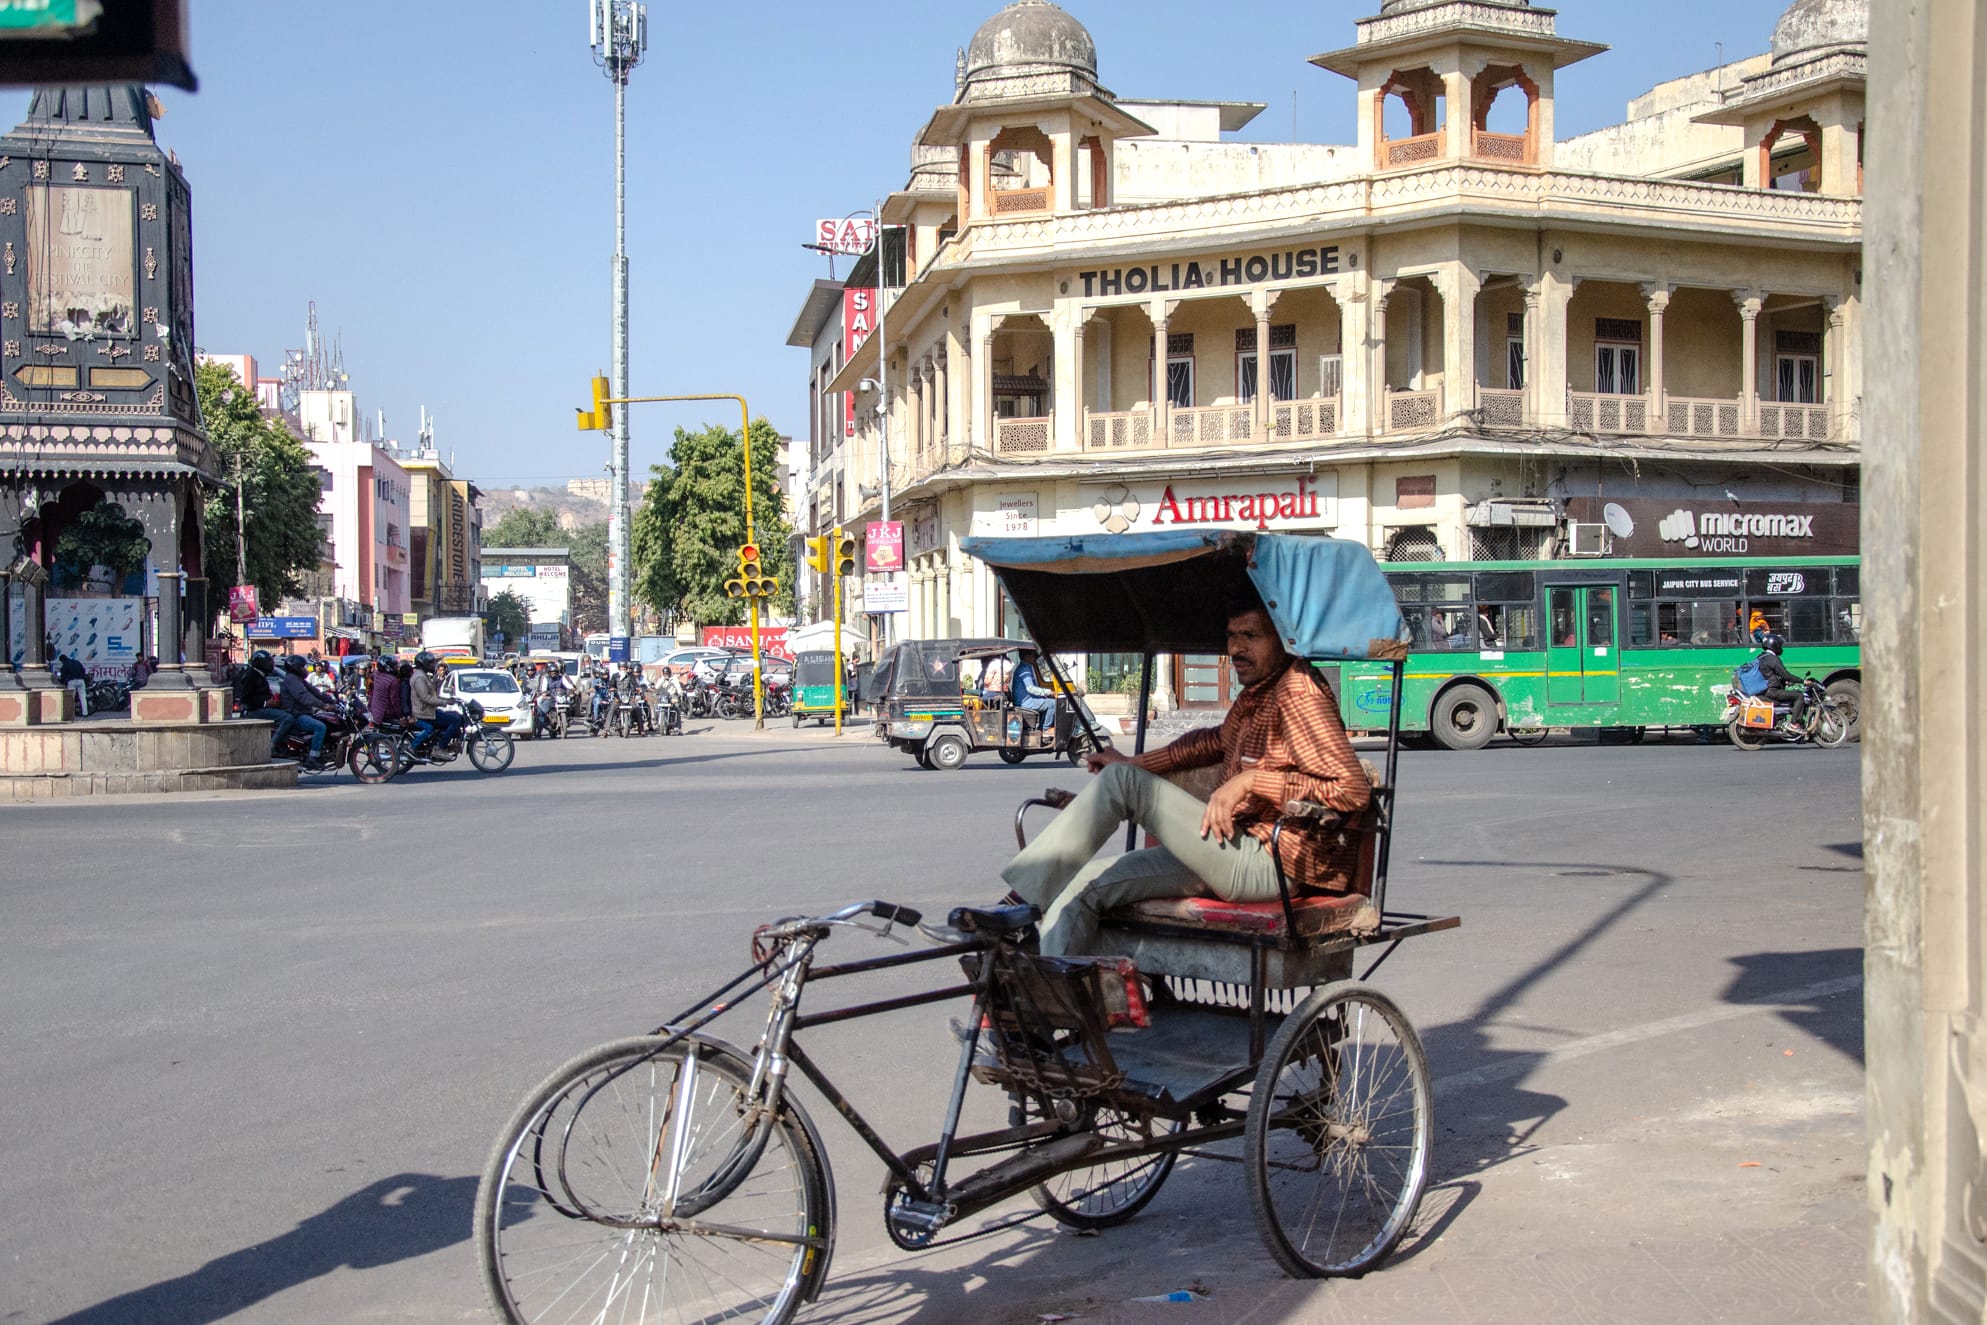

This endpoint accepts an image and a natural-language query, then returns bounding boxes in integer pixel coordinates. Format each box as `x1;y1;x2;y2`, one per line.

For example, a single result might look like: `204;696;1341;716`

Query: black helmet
396;661;414;679
1757;631;1786;657
414;650;439;672
281;654;308;675
249;650;275;674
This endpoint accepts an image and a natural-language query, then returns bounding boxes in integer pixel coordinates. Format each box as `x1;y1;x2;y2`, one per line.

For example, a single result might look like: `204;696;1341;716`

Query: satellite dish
1602;502;1636;539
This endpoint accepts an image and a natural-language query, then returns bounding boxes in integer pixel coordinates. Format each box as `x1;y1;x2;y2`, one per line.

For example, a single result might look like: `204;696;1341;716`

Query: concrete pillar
1822;295;1847;435
1371;280;1394;433
1534;270;1576;430
1444;67;1474;162
1521;281;1543;425
1642;282;1671;419
981;319;998;452
1734;289;1763;433
0;570;18;693
1053;305;1084;452
1863;3;1987;1320
1151;301;1172;445
1441;264;1481;421
1336;278;1372;436
1252;293;1274;440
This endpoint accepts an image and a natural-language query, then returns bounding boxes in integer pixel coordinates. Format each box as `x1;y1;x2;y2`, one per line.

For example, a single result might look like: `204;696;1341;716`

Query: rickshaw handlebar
761;899;924;944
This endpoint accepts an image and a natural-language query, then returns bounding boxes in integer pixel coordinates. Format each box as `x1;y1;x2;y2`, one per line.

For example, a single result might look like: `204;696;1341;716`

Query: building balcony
1169;403;1256;447
993;416;1052;457
1380;132;1443;170
1383;389;1441;433
1076;397;1343;454
1471;130;1530;164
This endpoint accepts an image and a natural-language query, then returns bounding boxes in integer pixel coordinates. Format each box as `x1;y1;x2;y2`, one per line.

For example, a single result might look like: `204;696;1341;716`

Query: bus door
1546;584;1620;706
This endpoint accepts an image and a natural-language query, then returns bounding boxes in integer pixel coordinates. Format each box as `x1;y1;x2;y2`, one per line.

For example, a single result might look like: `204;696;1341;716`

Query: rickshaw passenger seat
948;902;1042;935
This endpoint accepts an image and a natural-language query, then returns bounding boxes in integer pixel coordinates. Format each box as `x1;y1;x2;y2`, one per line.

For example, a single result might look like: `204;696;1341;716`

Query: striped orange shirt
1136;660;1371;893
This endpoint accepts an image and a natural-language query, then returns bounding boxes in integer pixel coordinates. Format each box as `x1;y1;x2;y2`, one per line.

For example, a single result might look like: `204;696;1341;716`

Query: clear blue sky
7;0;1788;488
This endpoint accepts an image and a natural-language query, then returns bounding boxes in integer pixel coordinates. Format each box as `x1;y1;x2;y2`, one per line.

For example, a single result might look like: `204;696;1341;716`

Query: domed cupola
1377;0;1530;12
1769;0;1868;66
960;0;1102;103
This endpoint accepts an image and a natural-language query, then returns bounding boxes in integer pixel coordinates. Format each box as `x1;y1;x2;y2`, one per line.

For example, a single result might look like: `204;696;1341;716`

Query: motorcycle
349;699;517;782
649;677;685;735
1723;674;1851;751
531;688;566;739
274;693;368;776
605;688;653;738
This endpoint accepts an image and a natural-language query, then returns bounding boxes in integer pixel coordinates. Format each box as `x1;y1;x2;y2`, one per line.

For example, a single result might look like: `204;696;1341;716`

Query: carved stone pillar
1822;295;1847;434
1252;293;1274;441
1440;264;1481;421
1150;301;1171;445
1371;281;1395;433
1642;282;1672;422
1734;289;1763;434
0;568;17;692
1521;282;1544;426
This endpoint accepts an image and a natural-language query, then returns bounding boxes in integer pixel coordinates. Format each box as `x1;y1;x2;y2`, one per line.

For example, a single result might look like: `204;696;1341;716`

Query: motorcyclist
368;654;403;729
237;650;294;752
410;650;463;753
1752;630;1807;731
275;654;336;769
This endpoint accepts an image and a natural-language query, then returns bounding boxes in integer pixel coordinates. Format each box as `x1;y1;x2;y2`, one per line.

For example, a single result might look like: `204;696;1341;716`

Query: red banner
866;521;904;573
227;585;259;624
843;288;876;356
700;626;792;661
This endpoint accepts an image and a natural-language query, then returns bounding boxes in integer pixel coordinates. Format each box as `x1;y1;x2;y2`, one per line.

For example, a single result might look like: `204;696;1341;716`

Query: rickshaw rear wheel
928;734;969;771
1020;1099;1180;1229
999;748;1028;765
1244;982;1431;1278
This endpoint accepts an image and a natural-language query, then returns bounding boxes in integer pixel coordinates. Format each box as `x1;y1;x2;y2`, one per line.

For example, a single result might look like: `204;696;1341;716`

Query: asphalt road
0;721;1865;1324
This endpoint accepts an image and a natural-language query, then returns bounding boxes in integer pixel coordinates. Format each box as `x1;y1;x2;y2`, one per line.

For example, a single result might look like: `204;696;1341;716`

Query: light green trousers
1001;761;1283;957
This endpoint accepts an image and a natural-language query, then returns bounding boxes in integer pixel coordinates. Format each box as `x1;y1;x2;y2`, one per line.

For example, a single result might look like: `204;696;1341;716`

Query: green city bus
1333;555;1861;750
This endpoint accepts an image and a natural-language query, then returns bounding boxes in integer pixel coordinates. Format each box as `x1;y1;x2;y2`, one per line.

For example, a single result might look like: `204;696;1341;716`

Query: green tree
565;520;608;633
53;502;151;588
484;589;530;647
483;506;563;549
196;362;325;608
632;417;793;627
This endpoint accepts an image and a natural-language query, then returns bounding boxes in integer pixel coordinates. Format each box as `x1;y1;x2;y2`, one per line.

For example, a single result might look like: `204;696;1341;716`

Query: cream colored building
815;0;1865;703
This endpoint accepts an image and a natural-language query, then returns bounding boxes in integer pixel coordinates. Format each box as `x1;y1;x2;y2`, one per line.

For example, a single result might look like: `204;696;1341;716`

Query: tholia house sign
1087;473;1337;534
1078;246;1342;299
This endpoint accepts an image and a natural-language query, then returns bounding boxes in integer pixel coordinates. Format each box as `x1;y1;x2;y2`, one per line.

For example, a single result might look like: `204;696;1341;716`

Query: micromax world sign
1658;509;1816;552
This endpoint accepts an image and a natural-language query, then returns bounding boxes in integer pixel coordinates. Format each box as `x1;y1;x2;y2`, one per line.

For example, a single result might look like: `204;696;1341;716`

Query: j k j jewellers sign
1085;473;1338;535
1078;246;1342;299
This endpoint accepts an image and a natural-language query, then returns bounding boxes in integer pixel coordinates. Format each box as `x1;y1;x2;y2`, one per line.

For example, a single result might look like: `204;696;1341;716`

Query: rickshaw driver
998;596;1371;958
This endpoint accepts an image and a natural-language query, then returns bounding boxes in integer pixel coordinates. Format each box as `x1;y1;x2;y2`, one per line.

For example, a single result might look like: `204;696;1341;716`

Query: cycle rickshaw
473;530;1458;1323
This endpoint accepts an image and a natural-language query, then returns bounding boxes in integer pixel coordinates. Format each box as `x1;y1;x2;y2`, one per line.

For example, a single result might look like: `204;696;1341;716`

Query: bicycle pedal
887;1199;952;1237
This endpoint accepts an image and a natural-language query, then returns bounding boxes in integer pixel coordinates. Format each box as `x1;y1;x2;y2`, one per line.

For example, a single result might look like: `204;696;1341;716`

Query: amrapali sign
1083;473;1338;535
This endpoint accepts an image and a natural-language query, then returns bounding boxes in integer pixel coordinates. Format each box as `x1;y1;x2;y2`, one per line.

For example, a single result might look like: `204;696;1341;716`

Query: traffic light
804;536;830;573
833;529;857;578
725;542;779;599
575;375;612;431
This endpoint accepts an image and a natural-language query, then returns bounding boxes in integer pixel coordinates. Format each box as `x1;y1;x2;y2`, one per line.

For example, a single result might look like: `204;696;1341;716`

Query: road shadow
1719;947;1864;1064
47;1173;476;1324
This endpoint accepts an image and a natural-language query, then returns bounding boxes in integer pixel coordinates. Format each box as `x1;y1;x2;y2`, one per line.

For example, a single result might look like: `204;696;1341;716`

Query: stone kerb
0;717;295;800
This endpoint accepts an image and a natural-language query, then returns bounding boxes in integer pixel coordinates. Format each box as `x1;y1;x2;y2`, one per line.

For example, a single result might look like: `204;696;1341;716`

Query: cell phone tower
589;0;646;642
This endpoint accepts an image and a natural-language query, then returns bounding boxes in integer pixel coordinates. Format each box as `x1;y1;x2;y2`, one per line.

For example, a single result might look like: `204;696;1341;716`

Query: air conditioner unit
1566;522;1608;557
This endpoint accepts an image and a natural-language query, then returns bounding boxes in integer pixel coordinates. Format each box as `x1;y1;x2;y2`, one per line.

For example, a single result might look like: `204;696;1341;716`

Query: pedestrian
58;652;90;715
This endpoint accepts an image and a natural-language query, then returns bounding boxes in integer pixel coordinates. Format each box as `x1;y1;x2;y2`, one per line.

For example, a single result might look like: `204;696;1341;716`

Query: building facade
480;546;571;648
302;424;411;619
401;450;483;620
809;0;1864;704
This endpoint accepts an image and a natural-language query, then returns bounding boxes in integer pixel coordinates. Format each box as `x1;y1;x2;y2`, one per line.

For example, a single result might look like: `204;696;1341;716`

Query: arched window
1386;526;1445;562
987;125;1054;216
1471;65;1538;165
1375;68;1444;170
1759;116;1824;192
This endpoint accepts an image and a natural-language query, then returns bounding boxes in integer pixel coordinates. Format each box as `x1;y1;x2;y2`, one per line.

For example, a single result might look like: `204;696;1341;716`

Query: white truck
419;616;486;662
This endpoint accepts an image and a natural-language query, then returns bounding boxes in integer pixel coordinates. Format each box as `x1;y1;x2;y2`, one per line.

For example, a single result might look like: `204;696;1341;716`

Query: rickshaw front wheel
1244;982;1432;1278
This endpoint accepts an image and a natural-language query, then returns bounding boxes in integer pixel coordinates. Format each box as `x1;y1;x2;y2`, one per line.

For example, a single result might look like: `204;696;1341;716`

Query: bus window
1629;599;1741;646
1787;598;1832;644
1586;588;1615;647
1403;605;1475;650
1833;599;1861;642
1474;601;1538;650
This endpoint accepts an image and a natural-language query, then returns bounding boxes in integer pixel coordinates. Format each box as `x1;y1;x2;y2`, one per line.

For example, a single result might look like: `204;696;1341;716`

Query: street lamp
588;0;647;645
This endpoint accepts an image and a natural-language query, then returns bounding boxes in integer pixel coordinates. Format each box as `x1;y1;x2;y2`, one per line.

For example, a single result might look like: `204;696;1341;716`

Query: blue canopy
960;531;1407;662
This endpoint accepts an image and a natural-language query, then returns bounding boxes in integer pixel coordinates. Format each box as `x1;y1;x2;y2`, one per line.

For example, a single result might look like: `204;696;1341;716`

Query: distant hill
475;481;647;532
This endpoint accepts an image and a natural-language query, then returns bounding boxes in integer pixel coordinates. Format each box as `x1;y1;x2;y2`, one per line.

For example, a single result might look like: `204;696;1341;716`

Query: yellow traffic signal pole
583;389;769;730
832;560;844;736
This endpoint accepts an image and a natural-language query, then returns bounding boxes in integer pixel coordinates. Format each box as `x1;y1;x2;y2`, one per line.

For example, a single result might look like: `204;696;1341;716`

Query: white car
441;668;530;733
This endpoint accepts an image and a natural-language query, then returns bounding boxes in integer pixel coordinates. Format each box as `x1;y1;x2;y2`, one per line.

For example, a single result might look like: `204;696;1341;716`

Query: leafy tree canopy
484;506;563;549
484;589;530;646
481;506;607;634
196;362;325;609
53;502;150;587
633;417;792;628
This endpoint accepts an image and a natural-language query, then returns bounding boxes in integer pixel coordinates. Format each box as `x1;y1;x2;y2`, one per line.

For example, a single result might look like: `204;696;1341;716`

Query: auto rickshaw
789;650;846;727
872;636;1104;771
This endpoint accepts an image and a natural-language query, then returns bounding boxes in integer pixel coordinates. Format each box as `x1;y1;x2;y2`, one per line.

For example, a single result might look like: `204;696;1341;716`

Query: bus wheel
1430;686;1497;751
1825;677;1861;742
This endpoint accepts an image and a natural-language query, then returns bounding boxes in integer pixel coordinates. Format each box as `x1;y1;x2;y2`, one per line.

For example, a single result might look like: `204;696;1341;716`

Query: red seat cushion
1111;891;1377;940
